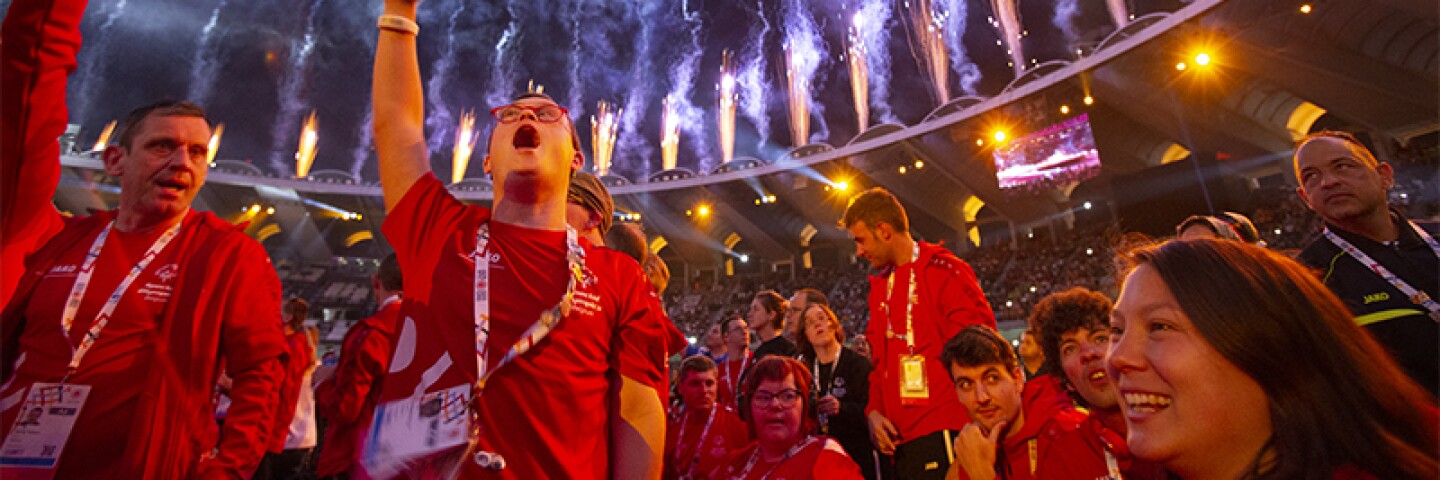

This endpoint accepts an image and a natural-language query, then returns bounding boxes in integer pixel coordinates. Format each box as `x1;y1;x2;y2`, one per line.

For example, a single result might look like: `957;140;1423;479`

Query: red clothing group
865;242;996;442
663;405;749;479
315;297;402;477
371;173;670;478
711;436;863;480
954;377;1121;480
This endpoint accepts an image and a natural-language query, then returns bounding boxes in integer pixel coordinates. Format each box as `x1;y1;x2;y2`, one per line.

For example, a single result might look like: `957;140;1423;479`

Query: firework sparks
206;123;224;166
591;101;622;176
990;0;1026;77
717;50;738;164
903;0;950;104
783;45;810;147
294;110;318;178
847;14;870;132
452;110;479;184
91;120;117;152
660;95;681;171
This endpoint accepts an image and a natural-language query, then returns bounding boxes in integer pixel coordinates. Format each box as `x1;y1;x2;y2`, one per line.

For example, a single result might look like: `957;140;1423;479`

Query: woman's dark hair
283;297;309;331
1029;287;1112;397
741;356;816;438
794;303;846;361
1117;239;1437;479
752;290;788;331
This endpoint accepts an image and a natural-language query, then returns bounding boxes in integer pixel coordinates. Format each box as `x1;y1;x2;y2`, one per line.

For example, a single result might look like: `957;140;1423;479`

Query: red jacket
0;0;69;307
956;378;1117;480
269;331;315;452
1;209;289;479
315;298;402;477
865;242;995;442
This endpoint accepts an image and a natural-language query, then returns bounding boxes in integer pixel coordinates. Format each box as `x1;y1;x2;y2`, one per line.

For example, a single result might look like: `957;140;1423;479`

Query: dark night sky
58;0;1186;182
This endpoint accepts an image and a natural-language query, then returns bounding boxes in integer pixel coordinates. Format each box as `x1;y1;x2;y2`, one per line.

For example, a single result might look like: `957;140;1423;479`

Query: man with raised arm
364;1;668;477
0;0;287;477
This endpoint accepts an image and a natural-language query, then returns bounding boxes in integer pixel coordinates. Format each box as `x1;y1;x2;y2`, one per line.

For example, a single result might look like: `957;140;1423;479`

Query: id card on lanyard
1;219;180;478
890;243;929;407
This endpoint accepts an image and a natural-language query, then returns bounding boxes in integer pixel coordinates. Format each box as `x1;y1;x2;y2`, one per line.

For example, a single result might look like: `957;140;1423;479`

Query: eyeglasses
490;104;569;124
751;389;802;408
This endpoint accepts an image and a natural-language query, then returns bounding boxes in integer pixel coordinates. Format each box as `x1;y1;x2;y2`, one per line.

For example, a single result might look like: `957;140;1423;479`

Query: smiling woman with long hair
1108;239;1437;479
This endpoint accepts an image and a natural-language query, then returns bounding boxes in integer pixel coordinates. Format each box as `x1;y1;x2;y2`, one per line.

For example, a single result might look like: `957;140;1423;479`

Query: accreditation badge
0;383;90;480
899;355;930;407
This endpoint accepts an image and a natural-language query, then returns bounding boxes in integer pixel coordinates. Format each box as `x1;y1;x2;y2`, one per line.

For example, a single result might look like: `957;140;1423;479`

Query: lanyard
1323;221;1440;319
724;352;750;397
60;219;183;375
810;349;842;395
377;294;401;311
884;243;921;354
472;222;585;391
735;435;818;480
673;405;717;478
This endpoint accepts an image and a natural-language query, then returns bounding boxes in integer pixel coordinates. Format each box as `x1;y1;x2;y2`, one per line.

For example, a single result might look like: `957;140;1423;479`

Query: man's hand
866;410;900;455
953;422;1003;480
818;395;841;416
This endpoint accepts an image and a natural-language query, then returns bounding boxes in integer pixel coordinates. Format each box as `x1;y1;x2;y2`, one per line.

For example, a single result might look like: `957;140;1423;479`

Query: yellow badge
899;355;930;405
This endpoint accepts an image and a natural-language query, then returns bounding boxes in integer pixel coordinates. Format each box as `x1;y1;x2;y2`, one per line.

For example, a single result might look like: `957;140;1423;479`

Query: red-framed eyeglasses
490;104;569;124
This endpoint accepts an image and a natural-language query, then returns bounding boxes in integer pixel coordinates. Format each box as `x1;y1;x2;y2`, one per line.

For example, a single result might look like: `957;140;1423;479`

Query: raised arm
373;0;430;211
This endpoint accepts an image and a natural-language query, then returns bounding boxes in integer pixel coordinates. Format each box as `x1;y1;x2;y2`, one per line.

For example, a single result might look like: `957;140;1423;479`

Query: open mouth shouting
512;125;540;151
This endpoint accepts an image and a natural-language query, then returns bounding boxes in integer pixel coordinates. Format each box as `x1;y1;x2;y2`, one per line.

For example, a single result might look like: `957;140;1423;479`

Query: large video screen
993;113;1101;193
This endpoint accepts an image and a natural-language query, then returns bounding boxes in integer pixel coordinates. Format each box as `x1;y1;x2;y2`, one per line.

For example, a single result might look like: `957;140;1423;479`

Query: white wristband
377;14;419;35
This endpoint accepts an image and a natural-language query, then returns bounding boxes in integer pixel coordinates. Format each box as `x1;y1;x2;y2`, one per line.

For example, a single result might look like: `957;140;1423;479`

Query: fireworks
717;50;738;164
206;123;224;166
294;110;318;178
591;101;622;176
452;110;479;184
91;120;116;152
847;14;870;132
783;44;810;147
990;0;1026;77
903;0;950;104
660;95;681;171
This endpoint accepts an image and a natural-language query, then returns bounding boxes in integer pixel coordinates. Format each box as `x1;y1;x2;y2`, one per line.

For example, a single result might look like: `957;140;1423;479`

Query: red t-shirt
380;173;668;478
664;405;749;479
2;225;179;478
865;242;995;443
716;353;750;412
711;436;863;480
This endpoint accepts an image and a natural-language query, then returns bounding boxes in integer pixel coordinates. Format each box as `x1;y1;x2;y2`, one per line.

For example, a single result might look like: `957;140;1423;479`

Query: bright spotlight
1059;105;1070;115
1194;52;1211;66
913;160;924;169
1175;62;1187;71
739;254;749;263
976;138;985;146
834;180;851;192
249;204;261;214
265;206;276;215
697;205;711;217
898;166;908;174
992;130;1007;142
1085;248;1094;256
1083;95;1094;106
1083;201;1092;210
1299;4;1311;14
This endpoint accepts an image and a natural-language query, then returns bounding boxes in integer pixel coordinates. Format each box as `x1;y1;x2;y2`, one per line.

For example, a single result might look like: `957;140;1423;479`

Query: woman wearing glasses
794;304;886;480
711;356;863;479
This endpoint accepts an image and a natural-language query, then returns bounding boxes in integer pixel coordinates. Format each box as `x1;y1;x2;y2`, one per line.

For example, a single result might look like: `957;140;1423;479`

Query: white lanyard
884;243;920;354
724;352;750;396
673;405;717;478
60;219;183;375
810;349;842;395
735;435;818;480
377;294;401;311
1323;221;1440;319
472;222;585;390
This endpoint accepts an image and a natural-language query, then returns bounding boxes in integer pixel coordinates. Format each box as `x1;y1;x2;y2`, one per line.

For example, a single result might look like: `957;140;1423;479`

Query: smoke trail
71;0;129;123
425;0;467;154
854;0;897;124
665;0;715;172
781;0;828;145
484;0;522;110
1106;0;1129;30
565;0;585;119
186;0;229;105
938;0;982;95
1053;0;1081;46
736;0;771;151
987;0;1026;78
350;106;373;180
267;0;325;176
617;0;660;176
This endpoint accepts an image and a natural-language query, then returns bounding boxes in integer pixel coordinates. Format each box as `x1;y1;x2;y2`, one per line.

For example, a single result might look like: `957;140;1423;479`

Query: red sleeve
609;256;669;392
813;441;865;479
201;240;288;477
0;0;74;306
317;324;390;424
864;277;885;416
268;333;310;452
930;258;996;344
1038;428;1113;480
381;172;488;301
